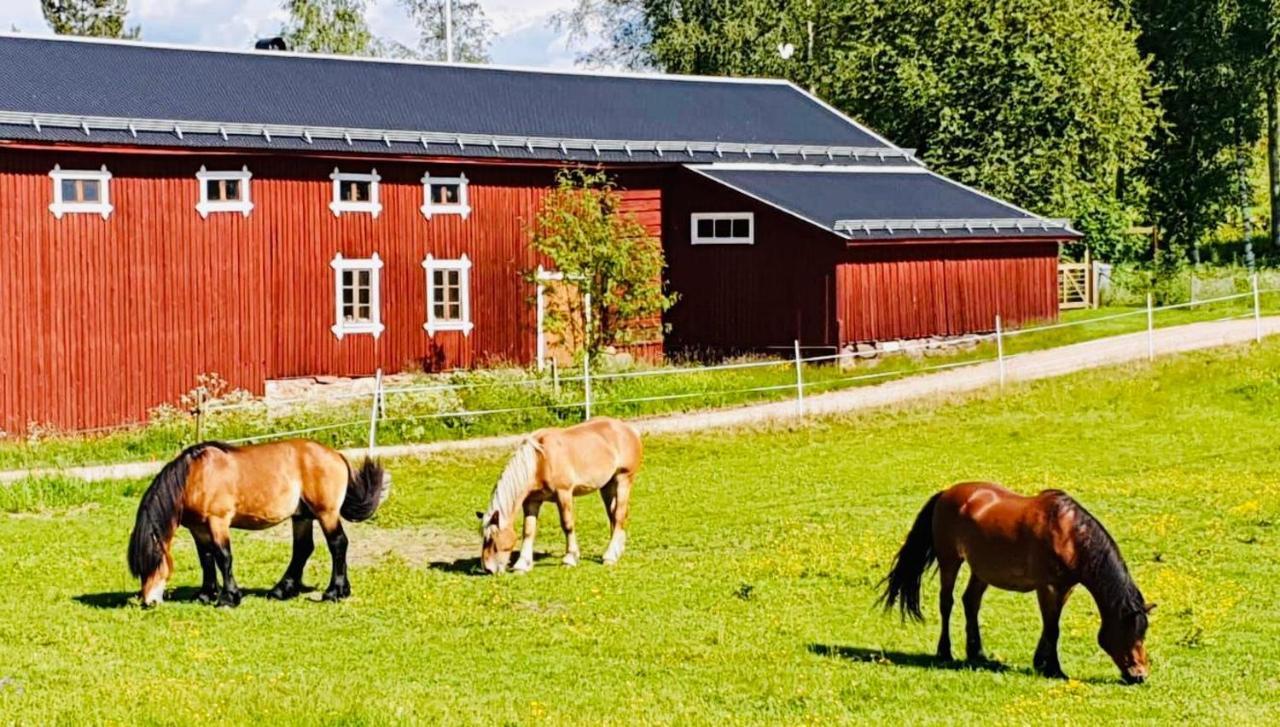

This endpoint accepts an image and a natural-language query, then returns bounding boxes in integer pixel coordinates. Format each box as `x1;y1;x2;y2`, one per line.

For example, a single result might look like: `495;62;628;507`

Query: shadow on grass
74;585;318;609
427;552;560;576
808;644;1026;675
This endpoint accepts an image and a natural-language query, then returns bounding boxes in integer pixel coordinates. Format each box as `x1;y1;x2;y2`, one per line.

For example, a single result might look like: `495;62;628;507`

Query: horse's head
139;547;174;608
1098;602;1154;684
477;510;516;575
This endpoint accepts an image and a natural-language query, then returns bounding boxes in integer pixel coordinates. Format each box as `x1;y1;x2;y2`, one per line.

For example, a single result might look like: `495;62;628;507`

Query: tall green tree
528;168;675;358
560;0;1160;262
41;0;139;38
1124;0;1270;259
400;0;493;62
281;0;380;56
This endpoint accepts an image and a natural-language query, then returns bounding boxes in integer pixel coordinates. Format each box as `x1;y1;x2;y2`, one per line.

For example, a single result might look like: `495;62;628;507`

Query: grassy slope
1;341;1278;724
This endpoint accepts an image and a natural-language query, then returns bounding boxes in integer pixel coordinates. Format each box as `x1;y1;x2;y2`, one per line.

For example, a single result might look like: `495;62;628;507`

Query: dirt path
5;315;1277;484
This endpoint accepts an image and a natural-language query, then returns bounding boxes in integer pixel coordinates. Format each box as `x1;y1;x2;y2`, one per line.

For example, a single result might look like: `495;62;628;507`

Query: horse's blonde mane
485;438;540;525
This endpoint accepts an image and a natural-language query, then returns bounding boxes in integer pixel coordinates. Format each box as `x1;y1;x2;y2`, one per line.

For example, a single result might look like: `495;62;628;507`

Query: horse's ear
1144;602;1157;614
488;511;501;528
475;511;484;521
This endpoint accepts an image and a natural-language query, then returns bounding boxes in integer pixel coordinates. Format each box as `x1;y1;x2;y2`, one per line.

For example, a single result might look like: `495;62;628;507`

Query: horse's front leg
189;525;219;605
513;498;542;573
1034;585;1070;679
208;516;242;608
962;574;990;661
555;490;579;567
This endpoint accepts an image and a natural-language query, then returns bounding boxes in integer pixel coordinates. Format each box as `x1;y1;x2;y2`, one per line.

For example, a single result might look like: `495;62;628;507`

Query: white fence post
995;314;1005;388
583;352;592;420
535;265;546;372
1253;273;1262;343
1146;293;1155;362
367;368;383;453
583;290;593;420
793;339;805;415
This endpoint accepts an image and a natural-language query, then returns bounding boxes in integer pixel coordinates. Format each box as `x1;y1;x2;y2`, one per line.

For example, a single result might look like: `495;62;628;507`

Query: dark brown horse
881;482;1154;683
127;440;388;607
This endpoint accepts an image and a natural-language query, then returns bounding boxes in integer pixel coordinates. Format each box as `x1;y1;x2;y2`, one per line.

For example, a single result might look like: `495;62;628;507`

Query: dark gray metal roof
688;166;1078;241
0;34;901;160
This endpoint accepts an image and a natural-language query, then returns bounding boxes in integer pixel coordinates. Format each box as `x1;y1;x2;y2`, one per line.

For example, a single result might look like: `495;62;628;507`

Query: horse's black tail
128;442;230;579
880;491;943;622
341;458;389;522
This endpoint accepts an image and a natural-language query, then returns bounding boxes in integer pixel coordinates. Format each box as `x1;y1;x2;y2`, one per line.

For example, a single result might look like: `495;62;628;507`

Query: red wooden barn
0;35;1079;431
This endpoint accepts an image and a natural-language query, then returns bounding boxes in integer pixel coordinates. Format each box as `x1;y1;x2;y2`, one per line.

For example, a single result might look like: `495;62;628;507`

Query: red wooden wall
661;169;1061;354
0;147;661;431
834;242;1060;342
661;170;837;353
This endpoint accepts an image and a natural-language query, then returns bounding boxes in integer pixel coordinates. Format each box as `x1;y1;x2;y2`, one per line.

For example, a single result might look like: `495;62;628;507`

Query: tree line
35;0;1280;268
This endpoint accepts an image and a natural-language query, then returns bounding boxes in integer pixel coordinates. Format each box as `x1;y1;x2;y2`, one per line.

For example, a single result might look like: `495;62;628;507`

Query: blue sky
2;0;593;68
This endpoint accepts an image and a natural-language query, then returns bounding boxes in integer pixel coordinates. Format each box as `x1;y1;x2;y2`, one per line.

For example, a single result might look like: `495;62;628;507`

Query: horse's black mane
127;441;236;578
1045;491;1147;619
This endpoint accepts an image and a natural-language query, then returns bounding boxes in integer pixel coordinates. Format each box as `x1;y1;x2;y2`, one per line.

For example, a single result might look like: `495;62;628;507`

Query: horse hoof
322;585;351;601
267;580;302;600
602;555;619;566
217;593;241;608
196;590;218;605
512;560;533;573
562;555;579;567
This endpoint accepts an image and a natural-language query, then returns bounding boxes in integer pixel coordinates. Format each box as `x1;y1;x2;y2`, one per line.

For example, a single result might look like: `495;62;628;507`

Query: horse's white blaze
144;580;166;605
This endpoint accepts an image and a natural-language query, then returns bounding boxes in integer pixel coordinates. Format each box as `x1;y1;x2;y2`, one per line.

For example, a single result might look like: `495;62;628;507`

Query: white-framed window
691;212;754;245
196;165;253;218
422;254;473;336
329;167;382;217
420;172;471;219
49;164;113;219
330;252;384;339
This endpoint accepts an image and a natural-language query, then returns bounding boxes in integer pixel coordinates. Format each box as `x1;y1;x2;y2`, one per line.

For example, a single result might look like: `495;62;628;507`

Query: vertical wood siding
661;170;837;353
0;149;661;430
834;243;1060;342
662;169;1059;354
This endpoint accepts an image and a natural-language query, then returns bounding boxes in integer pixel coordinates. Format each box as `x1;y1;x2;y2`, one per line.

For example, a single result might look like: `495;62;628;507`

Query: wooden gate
1058;261;1096;310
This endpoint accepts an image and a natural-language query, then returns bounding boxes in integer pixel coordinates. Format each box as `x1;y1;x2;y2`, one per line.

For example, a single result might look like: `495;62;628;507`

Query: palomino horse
882;482;1154;683
477;417;641;574
128;440;388;607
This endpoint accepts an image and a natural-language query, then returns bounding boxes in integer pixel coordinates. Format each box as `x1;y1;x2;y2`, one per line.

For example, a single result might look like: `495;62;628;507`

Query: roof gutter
0;109;915;164
834;217;1080;238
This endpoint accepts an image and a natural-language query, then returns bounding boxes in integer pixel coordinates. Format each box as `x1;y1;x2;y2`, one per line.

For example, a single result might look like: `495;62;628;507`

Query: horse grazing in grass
478;417;642;575
128;440;388;607
881;482;1154;684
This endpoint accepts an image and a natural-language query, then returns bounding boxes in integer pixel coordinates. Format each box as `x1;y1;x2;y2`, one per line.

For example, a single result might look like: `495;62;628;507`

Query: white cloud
0;0;598;68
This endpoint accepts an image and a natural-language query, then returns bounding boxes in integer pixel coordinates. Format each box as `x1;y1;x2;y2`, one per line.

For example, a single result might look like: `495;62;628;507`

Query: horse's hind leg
189;525;219;605
601;473;632;565
962;574;990;661
268;516;315;600
1034;585;1071;679
208;516;242;608
554;490;580;567
936;556;961;662
317;512;351;601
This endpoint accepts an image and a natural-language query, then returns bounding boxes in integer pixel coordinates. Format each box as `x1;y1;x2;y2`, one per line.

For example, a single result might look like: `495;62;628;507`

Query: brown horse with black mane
127;439;388;607
882;482;1154;683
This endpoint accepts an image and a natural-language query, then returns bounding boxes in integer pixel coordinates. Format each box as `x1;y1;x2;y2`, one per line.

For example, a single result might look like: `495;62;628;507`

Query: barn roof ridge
0;31;800;87
0;33;899;156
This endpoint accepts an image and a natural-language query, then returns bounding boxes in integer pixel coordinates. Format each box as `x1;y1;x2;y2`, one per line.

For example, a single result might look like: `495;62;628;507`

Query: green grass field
2;340;1279;724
